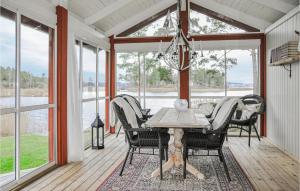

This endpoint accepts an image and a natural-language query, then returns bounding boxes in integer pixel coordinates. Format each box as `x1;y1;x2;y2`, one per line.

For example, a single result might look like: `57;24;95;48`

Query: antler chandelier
157;0;198;71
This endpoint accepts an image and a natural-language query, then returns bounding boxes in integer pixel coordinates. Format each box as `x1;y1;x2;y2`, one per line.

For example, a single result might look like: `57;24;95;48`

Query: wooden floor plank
22;135;299;191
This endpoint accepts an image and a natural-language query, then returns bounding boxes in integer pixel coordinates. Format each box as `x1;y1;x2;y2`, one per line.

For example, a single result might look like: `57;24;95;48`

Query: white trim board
115;39;260;52
69;13;109;50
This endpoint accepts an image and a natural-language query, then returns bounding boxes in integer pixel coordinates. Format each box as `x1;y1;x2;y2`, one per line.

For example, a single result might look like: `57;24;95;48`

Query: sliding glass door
76;40;106;149
0;7;55;186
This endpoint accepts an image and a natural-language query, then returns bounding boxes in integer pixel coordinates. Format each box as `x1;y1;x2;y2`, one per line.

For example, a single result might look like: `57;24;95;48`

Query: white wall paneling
266;9;300;160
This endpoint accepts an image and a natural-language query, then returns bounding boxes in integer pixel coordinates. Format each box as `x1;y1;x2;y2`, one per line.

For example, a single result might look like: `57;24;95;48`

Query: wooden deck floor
22;134;299;191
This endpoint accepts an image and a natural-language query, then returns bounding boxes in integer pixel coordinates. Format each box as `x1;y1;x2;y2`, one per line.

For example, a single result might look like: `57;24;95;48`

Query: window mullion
96;48;99;114
15;11;21;180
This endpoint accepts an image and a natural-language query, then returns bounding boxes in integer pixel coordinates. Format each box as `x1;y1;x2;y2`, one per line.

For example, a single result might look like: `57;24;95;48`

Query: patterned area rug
98;147;254;191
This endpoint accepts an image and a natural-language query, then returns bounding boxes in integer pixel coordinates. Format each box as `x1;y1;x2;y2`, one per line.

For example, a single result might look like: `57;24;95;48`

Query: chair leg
219;149;231;181
165;147;168;161
129;149;134;164
225;133;228;141
159;146;163;180
183;147;188;179
239;125;243;137
248;125;252;147
218;149;223;162
158;133;163;180
253;124;261;141
116;125;122;138
119;147;131;176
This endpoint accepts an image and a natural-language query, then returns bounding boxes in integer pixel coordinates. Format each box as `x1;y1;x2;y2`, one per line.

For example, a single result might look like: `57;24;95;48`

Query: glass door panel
0;113;16;185
0;7;16;109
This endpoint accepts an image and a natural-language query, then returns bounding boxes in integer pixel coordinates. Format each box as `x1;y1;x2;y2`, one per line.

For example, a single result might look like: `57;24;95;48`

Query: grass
0;134;48;174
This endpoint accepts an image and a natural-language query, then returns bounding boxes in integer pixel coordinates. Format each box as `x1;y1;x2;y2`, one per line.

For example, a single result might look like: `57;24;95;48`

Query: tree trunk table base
151;128;205;179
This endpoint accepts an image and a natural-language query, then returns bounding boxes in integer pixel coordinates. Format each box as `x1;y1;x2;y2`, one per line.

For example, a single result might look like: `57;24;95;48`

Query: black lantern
91;113;105;149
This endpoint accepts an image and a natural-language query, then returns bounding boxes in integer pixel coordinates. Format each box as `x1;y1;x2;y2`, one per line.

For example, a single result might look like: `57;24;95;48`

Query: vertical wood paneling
266;12;300;160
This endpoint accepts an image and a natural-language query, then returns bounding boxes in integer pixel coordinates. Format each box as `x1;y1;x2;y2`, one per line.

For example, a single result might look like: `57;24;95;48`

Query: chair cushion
212;98;238;130
240;104;261;120
210;97;231;120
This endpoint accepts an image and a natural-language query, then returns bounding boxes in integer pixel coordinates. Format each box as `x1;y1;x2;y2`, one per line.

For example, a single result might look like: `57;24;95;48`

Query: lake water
0;89;253;135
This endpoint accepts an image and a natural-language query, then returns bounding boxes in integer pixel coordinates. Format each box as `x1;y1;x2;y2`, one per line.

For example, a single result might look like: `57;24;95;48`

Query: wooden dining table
145;107;211;179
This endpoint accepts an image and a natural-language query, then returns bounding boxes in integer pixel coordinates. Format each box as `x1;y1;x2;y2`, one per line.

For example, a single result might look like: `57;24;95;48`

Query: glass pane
144;52;178;97
98;99;105;121
20;16;53;106
191;50;225;97
0;8;16;109
190;10;245;34
20;109;50;176
82;43;96;99
116;53;140;96
129;11;177;37
98;50;106;97
0;113;15;186
82;101;96;148
226;49;258;96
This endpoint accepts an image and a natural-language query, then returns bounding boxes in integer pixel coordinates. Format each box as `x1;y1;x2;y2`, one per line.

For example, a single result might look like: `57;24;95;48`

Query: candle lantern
91;113;105;149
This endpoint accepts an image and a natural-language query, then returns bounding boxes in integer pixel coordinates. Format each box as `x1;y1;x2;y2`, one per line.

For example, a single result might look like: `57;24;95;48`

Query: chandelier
157;0;198;71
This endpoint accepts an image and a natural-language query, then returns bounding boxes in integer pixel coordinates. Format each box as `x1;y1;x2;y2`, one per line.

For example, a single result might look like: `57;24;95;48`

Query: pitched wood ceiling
68;0;299;36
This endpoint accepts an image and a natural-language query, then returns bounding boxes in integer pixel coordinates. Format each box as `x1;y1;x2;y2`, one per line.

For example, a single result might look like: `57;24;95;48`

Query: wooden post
179;1;190;103
56;5;68;165
109;36;116;133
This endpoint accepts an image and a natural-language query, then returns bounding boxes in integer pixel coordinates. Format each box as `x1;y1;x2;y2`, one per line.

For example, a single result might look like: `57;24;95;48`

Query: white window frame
0;7;57;189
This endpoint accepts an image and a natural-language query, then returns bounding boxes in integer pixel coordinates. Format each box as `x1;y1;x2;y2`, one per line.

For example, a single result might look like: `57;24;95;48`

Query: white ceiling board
192;0;272;30
250;0;295;13
104;0;176;36
69;13;109;50
84;0;134;24
115;39;261;52
213;0;283;23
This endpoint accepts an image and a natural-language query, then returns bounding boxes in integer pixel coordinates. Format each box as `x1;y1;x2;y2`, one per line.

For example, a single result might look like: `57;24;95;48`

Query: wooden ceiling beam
117;4;177;37
190;3;259;32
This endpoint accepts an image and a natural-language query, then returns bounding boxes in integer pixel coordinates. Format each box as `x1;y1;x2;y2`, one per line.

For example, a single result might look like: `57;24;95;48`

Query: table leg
151;128;204;179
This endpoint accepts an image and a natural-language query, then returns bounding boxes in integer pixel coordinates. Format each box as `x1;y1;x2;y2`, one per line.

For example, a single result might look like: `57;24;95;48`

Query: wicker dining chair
112;102;169;180
115;94;152;137
182;98;238;181
229;94;265;146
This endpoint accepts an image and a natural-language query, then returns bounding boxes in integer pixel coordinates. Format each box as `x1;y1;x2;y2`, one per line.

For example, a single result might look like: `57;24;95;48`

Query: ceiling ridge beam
105;0;176;37
85;0;134;25
250;0;295;14
191;0;272;31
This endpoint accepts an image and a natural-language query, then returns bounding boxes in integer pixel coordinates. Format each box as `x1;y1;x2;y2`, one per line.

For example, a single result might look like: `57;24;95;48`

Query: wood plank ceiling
68;0;299;36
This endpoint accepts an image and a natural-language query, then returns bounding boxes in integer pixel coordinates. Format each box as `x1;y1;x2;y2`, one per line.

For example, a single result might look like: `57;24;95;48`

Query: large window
190;47;259;107
116;52;178;113
76;40;106;148
0;7;55;187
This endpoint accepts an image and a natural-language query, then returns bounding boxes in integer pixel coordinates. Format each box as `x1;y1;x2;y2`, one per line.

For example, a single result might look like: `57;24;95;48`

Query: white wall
266;8;300;160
